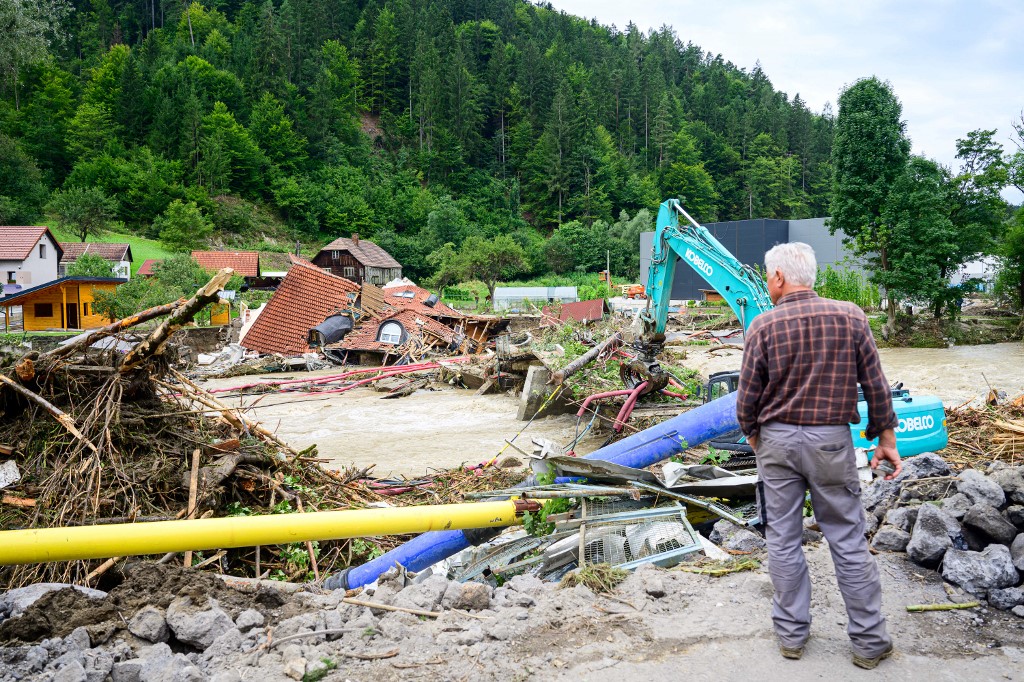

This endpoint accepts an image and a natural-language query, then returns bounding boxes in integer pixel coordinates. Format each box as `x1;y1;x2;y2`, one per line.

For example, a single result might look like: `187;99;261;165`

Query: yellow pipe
0;501;525;566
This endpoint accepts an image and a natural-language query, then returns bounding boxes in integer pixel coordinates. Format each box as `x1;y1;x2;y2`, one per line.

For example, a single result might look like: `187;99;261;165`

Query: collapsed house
327;283;507;364
240;255;359;355
238;257;506;363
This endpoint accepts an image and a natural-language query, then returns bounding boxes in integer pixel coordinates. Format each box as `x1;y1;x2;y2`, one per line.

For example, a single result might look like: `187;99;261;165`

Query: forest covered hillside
1;0;836;281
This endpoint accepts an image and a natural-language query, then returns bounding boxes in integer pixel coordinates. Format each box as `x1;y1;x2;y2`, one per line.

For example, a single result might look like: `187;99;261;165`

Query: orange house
1;276;126;332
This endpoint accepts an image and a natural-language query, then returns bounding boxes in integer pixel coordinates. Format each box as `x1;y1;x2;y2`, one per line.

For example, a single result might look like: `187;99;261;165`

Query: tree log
42;300;185;362
550;332;622;385
119;268;234;373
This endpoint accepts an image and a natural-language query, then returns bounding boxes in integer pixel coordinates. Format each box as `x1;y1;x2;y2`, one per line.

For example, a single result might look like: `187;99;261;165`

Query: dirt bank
199;371;605;478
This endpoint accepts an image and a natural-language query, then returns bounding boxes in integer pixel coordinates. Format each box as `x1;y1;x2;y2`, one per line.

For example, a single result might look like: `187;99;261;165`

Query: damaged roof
336;309;458;353
382;284;462;319
241;259;359;355
318;237;401;269
191;250;260;277
258;251;294;275
59;242;133;264
541;298;609;326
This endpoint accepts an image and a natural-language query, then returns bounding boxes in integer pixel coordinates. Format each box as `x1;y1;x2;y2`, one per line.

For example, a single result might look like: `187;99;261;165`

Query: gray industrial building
639;217;864;300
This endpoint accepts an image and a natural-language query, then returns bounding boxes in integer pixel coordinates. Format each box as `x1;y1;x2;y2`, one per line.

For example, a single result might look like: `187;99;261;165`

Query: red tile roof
338;309;457;353
191;250;260;277
137;259;162;276
541;298;609;326
382;284;462;319
318;237;401;269
241;259;360;355
0;227;59;260
59;242;132;264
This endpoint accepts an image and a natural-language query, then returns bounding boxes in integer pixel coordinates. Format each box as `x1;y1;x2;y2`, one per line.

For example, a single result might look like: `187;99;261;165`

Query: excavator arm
621;199;773;394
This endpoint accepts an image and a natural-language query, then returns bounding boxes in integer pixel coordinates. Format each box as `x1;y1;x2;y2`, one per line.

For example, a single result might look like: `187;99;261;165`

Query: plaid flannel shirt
737;289;897;442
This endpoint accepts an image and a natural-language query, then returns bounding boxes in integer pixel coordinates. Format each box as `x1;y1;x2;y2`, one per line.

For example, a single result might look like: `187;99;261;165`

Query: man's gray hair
765;242;817;288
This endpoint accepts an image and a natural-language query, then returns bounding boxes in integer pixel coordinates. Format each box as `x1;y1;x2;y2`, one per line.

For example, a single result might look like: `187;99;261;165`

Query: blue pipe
335;393;738;589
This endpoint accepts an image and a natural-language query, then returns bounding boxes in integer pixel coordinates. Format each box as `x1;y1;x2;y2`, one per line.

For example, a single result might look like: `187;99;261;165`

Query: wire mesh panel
581;502;702;569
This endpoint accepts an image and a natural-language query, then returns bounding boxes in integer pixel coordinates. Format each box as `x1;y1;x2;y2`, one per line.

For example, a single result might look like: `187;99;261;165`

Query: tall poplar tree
830;76;911;335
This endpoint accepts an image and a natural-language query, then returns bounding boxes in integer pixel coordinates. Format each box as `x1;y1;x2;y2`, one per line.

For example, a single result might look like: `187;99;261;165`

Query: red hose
613;381;648;432
660;389;688;400
209;356;470;394
576;389;635;417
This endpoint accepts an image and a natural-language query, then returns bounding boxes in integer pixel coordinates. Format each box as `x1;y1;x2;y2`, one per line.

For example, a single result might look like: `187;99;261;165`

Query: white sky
548;0;1024;202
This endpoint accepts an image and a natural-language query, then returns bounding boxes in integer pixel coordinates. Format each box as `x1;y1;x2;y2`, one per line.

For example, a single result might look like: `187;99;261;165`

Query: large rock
957;469;1006;508
987;587;1024;611
1007;505;1024;531
871;527;910;552
901;452;952;479
989;468;1024;505
1012;534;1024;571
885;507;918;533
906;504;954;566
128;606;169;644
710;519;767;552
963;503;1019;546
941;545;1020;596
451;581;491;611
165;597;234;651
941;493;973;520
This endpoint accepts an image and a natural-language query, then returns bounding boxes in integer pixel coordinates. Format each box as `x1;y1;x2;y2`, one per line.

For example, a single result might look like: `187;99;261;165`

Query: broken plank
0;444;13;456
1;494;36;507
474;378;497;396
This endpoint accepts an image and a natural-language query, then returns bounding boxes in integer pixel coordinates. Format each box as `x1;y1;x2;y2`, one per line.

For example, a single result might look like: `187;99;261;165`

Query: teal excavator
621;198;948;457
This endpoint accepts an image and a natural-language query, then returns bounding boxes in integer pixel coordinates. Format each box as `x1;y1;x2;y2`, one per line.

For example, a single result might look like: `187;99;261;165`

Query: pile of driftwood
0;270;377;589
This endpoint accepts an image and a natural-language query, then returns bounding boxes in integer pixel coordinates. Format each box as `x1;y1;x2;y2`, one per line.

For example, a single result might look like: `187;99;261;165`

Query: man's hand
746;434;758;452
870;429;901;480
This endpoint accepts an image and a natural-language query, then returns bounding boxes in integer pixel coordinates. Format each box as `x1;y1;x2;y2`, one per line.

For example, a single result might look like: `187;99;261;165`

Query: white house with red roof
1;227;63;297
58;242;133;279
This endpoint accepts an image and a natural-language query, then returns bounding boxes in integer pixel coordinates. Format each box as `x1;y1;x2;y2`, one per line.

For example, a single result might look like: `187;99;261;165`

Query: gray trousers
756;421;891;657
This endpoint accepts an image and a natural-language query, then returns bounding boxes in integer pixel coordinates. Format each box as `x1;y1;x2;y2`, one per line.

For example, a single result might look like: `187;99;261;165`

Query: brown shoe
852;644;894;670
780;644;804;660
779;637;808;660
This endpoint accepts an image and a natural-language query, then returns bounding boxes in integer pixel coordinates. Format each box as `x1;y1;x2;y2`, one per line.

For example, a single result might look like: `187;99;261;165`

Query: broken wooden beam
120;268;234;373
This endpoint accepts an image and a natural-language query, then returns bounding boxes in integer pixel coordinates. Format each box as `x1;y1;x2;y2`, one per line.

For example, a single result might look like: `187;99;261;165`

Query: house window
378;321;403;345
34;303;53;318
58;265;66;277
39;243;46;259
6;272;14;284
331;250;340;260
343;266;356;278
83;302;92;317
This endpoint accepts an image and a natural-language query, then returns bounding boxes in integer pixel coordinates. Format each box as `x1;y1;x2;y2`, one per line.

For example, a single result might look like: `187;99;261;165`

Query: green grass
46;225;174;276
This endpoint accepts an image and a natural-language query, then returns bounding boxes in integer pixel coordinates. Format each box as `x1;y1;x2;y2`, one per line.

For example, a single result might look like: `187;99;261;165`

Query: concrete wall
787;218;866;273
641;217;866;300
1;233;60;291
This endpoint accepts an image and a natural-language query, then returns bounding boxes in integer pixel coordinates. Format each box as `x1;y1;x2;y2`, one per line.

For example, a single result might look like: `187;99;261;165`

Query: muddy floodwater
201;342;1021;477
877;342;1024;405
200;370;604;477
681;341;1024;406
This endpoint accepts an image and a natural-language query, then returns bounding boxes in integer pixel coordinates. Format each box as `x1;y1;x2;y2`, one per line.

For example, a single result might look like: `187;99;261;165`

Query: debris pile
862;452;1024;616
0;269;527;591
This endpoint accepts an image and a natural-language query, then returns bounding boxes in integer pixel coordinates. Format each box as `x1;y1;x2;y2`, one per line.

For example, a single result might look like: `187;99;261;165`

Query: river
877;342;1024;405
680;341;1024;406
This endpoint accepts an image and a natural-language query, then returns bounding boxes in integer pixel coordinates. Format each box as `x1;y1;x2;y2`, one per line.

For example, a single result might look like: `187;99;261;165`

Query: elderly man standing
737;242;902;669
